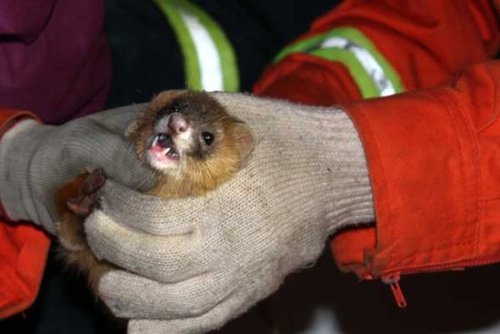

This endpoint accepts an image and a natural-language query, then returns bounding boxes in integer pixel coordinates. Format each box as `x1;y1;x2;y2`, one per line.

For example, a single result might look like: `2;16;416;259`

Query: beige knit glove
84;93;375;334
0;106;155;234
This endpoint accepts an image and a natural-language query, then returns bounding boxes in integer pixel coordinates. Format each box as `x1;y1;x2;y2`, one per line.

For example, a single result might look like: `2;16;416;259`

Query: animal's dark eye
202;132;214;145
171;100;181;112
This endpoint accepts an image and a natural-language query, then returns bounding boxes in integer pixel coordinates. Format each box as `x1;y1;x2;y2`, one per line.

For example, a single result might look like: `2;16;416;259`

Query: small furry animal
55;90;254;294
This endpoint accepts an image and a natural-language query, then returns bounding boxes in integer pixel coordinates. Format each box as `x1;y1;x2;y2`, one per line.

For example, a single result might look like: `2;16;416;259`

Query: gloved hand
84;93;375;333
0;106;155;234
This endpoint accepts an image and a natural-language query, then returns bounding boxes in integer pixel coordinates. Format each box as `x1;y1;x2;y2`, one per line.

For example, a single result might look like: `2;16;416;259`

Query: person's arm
252;0;500;300
0;0;113;319
0;108;47;319
334;60;500;284
0;106;156;320
0;107;155;233
255;0;500;104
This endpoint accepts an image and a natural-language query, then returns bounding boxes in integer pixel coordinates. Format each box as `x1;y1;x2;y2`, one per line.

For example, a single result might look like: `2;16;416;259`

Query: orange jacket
254;0;500;305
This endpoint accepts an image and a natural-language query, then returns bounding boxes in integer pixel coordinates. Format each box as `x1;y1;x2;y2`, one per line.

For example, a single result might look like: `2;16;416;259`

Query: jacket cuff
0;108;40;138
331;75;481;279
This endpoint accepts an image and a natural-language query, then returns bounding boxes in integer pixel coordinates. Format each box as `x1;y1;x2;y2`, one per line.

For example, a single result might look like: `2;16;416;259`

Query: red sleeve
335;61;500;280
0;109;50;319
311;0;500;90
254;0;500;103
253;0;500;284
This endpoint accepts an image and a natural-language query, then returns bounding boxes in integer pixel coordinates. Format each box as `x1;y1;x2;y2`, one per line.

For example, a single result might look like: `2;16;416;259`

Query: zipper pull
383;274;407;308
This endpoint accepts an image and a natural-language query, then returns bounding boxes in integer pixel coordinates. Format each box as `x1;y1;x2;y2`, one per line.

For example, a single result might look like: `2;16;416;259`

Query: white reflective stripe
321;37;396;96
179;8;223;91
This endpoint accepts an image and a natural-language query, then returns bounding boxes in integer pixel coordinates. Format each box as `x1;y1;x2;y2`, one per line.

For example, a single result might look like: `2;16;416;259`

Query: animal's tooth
152;135;159;147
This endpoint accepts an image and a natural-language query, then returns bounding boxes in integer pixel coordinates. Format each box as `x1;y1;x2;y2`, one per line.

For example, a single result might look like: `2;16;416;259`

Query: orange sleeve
253;0;500;283
334;61;500;280
310;0;500;90
0;109;50;319
254;0;500;102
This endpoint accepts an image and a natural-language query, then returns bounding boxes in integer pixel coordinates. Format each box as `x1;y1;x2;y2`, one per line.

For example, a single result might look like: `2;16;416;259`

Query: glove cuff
316;109;375;233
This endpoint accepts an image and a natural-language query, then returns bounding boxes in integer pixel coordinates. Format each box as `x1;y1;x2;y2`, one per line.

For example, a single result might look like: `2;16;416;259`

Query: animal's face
147;93;229;172
128;91;254;187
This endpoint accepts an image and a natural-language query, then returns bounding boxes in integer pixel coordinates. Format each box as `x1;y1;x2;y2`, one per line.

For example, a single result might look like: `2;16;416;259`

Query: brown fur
55;91;254;296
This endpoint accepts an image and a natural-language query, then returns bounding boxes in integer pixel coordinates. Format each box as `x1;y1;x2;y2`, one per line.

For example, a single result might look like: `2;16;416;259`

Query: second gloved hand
0;106;155;234
84;93;375;334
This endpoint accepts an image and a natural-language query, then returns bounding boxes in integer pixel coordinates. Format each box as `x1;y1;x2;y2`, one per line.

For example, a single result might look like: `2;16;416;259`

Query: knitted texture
0;105;155;234
84;93;375;333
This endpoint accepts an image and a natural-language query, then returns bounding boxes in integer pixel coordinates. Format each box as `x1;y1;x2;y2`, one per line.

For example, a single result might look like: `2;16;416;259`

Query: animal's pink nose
168;113;189;134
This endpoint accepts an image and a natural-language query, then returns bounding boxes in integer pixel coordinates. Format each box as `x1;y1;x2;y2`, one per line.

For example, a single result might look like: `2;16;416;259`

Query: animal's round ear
232;122;255;166
149;90;187;110
125;119;139;139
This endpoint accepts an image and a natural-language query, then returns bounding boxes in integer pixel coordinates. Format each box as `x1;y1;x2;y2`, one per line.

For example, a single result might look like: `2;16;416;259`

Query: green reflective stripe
325;27;404;94
154;0;239;91
178;0;239;91
155;0;201;89
274;26;405;97
311;48;380;98
274;34;327;64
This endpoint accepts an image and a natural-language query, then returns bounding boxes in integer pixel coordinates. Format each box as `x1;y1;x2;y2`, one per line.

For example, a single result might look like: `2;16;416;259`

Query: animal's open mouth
147;133;180;169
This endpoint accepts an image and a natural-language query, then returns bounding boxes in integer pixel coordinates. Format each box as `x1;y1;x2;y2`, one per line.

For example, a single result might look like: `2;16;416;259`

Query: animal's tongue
149;134;179;162
150;141;167;154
